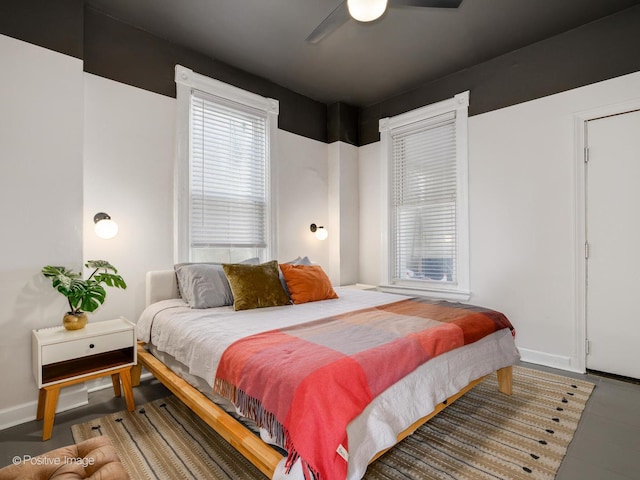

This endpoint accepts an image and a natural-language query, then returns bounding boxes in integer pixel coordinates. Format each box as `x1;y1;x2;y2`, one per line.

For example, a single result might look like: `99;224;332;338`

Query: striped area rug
71;366;593;480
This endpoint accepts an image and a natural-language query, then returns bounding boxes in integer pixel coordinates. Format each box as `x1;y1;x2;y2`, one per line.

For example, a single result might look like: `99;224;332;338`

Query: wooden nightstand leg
36;388;46;420
119;368;135;412
41;387;60;441
111;373;122;397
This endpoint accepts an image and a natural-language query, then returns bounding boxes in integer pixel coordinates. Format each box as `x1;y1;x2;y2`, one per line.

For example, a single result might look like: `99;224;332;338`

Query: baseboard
86;371;153;393
519;347;583;373
1;370;154;430
0;385;88;431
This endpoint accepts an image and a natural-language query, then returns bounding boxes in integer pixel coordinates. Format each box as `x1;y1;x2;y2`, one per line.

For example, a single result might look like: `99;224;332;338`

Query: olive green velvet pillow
222;260;291;311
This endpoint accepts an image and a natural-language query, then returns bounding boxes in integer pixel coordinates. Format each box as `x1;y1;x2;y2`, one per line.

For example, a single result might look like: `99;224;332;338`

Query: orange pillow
279;264;338;304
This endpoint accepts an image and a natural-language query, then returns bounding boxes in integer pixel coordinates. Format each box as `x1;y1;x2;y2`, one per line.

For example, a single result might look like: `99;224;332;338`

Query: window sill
378;284;471;302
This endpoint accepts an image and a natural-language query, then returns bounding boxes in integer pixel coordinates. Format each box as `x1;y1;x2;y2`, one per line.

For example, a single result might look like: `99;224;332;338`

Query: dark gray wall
0;0;84;59
2;1;639;147
327;102;360;145
83;7;328;144
0;0;328;144
359;5;640;145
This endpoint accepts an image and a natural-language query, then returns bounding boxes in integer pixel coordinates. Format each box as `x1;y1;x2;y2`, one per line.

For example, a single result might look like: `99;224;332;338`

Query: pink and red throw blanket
213;298;514;480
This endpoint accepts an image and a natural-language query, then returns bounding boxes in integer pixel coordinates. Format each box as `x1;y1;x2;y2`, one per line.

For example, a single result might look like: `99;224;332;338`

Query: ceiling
85;0;640;107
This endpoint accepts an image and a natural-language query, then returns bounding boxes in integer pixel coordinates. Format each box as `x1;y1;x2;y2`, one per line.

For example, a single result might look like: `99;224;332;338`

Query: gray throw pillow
175;257;259;309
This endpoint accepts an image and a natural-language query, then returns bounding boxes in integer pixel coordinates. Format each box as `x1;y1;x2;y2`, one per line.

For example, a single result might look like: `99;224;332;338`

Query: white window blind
391;112;457;284
174;66;278;263
190;91;268;252
380;91;469;299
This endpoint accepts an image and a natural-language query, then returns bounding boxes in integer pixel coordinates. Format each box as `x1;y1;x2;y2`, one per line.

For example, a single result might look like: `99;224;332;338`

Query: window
379;92;470;300
174;65;279;263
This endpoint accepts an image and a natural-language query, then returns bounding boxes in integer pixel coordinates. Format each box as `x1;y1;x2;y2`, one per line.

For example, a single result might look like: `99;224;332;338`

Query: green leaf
42;265;80;281
79;284;106;312
42;260;125;314
85;260;117;273
94;273;127;289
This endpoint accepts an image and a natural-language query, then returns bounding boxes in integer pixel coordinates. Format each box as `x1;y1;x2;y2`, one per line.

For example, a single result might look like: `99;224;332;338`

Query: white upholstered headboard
145;270;180;307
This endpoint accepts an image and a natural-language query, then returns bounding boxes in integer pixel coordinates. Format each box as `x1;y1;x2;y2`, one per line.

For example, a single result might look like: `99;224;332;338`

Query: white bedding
137;287;520;480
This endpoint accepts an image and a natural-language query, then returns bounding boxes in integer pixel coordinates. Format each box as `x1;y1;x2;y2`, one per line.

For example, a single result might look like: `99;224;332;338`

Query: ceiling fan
306;0;463;43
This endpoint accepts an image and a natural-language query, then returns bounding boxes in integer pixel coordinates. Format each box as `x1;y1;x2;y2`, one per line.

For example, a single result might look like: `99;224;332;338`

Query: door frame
573;98;640;373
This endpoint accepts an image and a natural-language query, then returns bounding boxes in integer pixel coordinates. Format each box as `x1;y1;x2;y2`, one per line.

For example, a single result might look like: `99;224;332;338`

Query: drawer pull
89;343;95;349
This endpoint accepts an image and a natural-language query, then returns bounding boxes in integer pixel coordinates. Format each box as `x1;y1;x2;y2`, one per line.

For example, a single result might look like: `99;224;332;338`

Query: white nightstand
32;317;137;440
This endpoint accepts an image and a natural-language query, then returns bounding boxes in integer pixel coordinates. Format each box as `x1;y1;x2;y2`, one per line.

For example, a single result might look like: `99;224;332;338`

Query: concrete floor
1;362;638;479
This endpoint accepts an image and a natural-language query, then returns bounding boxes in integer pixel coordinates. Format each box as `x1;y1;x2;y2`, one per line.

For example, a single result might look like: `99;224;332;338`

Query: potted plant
42;260;127;330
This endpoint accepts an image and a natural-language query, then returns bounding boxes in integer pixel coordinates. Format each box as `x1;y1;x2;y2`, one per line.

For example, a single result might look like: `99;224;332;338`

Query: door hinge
585;339;590;355
585;242;590;259
584;147;589;163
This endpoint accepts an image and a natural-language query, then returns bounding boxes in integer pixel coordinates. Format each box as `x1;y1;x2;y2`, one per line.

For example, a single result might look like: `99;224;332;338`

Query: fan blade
306;1;351;44
391;0;463;8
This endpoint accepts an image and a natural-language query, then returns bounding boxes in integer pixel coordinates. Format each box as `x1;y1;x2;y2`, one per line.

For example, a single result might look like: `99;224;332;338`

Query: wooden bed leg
497;366;513;395
136;343;283;478
130;363;142;387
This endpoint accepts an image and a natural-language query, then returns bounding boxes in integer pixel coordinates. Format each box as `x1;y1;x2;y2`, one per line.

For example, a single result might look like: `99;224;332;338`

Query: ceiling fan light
347;0;388;22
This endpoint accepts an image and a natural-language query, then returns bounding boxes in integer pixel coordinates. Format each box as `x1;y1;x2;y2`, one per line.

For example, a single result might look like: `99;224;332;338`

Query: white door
585;109;640;379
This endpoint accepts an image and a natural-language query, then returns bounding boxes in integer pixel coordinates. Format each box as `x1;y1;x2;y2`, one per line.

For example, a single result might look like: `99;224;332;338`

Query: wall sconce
94;212;119;239
310;223;328;241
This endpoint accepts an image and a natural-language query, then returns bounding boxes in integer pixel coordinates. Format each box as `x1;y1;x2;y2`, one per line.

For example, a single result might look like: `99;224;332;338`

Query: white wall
328;142;360;285
0;35;84;427
276;130;330;268
83;74;176;324
359;70;640;372
358;142;384;286
469;71;640;371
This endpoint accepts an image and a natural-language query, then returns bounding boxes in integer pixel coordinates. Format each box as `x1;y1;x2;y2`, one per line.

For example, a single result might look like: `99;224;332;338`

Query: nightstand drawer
42;330;133;365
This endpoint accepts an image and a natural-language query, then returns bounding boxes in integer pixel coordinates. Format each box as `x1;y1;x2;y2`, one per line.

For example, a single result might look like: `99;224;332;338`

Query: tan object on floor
0;436;129;480
72;367;595;480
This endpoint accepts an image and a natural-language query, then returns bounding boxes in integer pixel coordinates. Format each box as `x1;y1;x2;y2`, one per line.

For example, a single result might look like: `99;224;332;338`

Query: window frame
174;65;279;263
379;91;470;300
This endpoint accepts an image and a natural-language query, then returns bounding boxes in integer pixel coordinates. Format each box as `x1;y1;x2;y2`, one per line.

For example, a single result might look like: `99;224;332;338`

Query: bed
135;267;520;480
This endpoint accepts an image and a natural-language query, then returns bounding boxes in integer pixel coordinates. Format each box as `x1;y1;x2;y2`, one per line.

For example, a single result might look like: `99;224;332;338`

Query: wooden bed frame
133;342;512;478
133;270;514;478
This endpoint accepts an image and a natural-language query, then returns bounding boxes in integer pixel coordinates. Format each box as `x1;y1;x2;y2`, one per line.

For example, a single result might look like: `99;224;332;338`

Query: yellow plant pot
63;312;88;330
